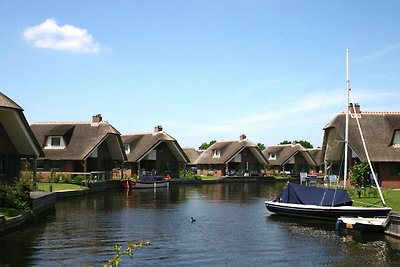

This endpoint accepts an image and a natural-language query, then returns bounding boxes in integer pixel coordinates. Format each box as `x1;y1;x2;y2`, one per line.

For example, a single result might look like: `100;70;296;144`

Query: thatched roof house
31;114;125;179
321;104;400;188
194;134;267;177
262;143;317;176
0;92;43;182
122;126;188;178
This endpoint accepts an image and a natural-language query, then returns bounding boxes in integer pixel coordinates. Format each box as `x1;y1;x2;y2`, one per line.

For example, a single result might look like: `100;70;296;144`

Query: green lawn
348;188;400;211
36;182;87;192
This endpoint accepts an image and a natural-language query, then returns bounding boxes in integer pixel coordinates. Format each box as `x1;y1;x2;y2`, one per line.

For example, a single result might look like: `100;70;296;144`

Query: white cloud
23;18;102;53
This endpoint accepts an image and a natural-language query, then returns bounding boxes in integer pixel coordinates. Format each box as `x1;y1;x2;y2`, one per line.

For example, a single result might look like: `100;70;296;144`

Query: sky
1;0;400;149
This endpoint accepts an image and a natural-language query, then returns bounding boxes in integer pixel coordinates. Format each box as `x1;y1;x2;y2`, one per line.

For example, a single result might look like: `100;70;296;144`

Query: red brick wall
379;162;400;189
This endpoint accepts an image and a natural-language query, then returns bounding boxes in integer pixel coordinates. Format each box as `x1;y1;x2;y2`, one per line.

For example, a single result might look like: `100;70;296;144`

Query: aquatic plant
87;241;151;267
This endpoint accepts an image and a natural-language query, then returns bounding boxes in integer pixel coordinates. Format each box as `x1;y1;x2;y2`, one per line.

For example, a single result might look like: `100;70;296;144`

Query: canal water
1;183;400;266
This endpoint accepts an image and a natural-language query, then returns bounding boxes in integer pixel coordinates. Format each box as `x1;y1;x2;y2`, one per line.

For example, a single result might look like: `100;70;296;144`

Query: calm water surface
1;183;400;266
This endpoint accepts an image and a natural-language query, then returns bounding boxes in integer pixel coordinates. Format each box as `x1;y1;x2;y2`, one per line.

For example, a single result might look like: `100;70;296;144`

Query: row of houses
1;92;400;188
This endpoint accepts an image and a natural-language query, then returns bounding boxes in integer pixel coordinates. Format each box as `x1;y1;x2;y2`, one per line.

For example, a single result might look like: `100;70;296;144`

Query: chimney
154;125;163;133
349;103;361;114
92;114;102;123
240;134;247;141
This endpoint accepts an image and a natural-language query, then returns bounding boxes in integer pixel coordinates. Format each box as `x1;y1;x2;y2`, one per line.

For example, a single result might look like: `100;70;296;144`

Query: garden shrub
0;179;32;211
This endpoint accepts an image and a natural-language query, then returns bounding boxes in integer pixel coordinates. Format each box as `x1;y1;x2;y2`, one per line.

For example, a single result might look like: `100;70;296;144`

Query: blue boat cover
278;183;353;207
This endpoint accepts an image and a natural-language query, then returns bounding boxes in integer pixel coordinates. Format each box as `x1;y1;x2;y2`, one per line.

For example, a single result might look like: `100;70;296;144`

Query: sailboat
265;48;392;220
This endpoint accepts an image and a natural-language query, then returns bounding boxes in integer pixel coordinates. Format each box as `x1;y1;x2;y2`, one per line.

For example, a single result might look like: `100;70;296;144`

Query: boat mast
344;48;350;188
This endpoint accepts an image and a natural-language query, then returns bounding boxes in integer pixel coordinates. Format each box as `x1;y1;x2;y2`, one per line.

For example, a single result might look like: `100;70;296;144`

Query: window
268;153;276;160
51;137;61;146
124;144;130;154
393;130;400;147
45;136;65;149
212;149;221;158
390;163;400;176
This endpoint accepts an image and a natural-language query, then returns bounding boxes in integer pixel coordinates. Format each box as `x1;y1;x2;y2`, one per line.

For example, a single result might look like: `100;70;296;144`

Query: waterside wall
0;180;120;236
386;213;400;238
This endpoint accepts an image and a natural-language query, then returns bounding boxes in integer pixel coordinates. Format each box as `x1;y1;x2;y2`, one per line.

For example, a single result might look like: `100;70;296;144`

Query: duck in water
189;217;196;223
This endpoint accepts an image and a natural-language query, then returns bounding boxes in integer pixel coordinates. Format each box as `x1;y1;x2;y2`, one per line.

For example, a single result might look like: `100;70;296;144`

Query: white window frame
393;130;400;147
45;136;65;149
213;149;221;158
124;144;130;154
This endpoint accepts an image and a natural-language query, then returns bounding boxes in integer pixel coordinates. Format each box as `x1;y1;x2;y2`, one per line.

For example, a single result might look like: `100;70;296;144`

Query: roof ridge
340;111;400;115
32;121;109;125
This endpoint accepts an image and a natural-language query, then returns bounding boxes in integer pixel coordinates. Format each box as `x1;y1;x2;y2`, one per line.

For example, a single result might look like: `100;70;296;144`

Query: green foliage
347;187;378;198
199;140;216;150
265;164;273;170
87;241;151;267
257;143;266;151
179;169;200;180
178;164;200;180
349;161;371;188
0;179;32;211
279;140;313;148
48;173;87;185
298;140;313;148
36;182;87;192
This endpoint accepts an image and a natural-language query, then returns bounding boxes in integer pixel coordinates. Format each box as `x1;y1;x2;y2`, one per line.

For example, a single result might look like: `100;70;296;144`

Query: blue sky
1;0;400;149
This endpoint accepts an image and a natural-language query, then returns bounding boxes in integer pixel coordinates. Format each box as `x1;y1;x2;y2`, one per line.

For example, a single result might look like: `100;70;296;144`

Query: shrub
349;161;371;188
179;169;200;180
0;179;32;211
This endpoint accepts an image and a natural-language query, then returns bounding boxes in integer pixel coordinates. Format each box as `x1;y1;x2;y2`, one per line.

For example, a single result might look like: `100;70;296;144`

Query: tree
279;140;313;148
257;143;266;151
199;140;216;150
298;140;313;149
279;140;291;145
349;161;371;188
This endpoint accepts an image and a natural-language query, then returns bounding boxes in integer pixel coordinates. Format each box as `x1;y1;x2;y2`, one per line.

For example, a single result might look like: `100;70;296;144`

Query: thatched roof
307;148;323;166
262;143;316;166
194;138;267;165
183;148;202;164
0;92;23;110
322;112;400;162
0;92;43;157
122;130;188;163
31;121;125;161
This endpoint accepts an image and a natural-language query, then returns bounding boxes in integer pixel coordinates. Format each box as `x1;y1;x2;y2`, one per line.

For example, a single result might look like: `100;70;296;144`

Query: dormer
45;136;66;149
268;152;277;160
392;130;400;148
212;149;221;158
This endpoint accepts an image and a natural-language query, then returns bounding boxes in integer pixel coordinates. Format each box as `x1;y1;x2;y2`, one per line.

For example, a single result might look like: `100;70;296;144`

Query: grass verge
36;182;87;192
347;188;400;211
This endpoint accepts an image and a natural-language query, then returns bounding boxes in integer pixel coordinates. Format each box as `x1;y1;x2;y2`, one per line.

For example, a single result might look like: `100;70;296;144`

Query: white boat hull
265;201;391;220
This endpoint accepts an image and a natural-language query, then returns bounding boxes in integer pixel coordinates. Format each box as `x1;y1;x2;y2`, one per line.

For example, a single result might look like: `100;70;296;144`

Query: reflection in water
0;182;399;266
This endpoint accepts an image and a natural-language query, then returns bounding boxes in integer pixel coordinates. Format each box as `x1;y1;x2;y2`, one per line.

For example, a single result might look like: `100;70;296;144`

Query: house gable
31;117;124;162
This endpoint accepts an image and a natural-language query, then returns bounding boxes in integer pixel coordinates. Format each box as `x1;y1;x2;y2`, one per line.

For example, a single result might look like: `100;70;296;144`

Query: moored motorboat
121;175;171;189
